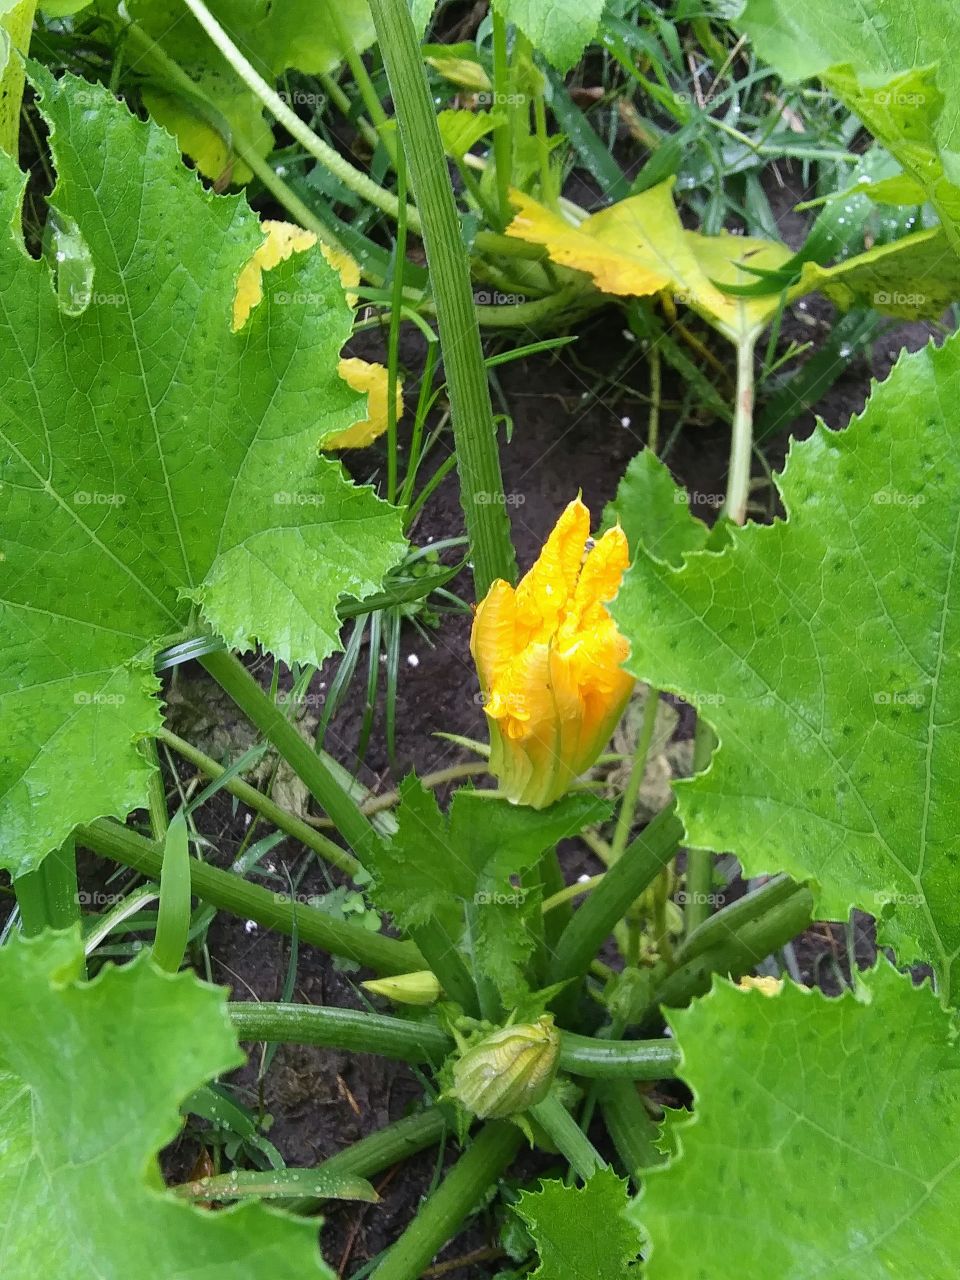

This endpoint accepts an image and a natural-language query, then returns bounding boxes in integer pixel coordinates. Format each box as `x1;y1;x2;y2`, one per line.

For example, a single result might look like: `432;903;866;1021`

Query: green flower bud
361;970;442;1006
451;1016;560;1119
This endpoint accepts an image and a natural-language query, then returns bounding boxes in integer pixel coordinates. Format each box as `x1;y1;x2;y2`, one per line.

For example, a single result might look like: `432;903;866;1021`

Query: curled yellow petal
470;498;635;809
323;358;404;450
232;220;360;330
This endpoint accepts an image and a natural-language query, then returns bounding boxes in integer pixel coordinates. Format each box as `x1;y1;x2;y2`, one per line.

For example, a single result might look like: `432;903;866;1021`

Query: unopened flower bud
451;1016;560;1119
361;970;442;1006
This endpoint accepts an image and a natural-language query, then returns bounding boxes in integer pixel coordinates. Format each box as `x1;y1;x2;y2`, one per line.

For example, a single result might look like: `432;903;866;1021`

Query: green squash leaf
603;449;710;566
493;0;606;72
516;1168;644;1278
367;778;607;930
0;71;406;877
727;0;960;247
613;334;960;999
0;930;332;1278
634;966;960;1278
794;226;960;320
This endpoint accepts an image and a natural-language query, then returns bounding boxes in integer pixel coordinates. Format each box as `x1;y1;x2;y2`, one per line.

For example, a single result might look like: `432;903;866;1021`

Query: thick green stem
287;1107;450;1214
557;1032;679;1080
158;727;361;877
230;1001;451;1063
678;874;799;964
370;1122;521;1280
549;803;682;1012
228;1001;679;1078
0;0;35;156
529;1093;605;1181
599;1080;665;1182
200;652;479;1014
14;838;78;936
651;882;815;1015
77;819;422;975
368;0;517;597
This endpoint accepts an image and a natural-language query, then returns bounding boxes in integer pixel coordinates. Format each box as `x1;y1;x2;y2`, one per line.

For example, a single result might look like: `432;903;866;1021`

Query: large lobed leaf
0;72;406;877
0;930;332;1278
634;967;960;1278
613;335;960;999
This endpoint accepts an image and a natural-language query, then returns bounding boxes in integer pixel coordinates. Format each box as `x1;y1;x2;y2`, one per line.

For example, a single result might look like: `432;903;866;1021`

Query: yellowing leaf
328;358;403;449
424;53;492;92
233;220;360;330
506;184;793;343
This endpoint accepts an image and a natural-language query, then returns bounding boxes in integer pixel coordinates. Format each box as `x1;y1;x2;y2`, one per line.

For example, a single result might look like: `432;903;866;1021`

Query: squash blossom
471;498;634;809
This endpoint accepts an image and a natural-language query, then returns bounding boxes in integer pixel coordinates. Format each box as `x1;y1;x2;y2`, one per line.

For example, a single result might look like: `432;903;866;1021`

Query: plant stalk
178;0;422;231
723;334;757;525
228;1001;679;1078
529;1093;605;1181
370;1123;522;1280
368;0;518;596
549;802;682;1013
77;818;422;975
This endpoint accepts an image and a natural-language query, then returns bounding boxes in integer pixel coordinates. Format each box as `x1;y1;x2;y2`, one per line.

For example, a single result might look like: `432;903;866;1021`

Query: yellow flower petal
471;498;635;808
324;358;404;449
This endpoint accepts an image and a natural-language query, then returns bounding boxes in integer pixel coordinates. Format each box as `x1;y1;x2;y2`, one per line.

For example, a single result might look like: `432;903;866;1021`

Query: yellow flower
231;220;401;449
470;498;634;809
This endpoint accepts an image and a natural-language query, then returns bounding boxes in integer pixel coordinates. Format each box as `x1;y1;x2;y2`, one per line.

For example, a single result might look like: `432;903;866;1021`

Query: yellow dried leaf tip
471;497;634;809
232;221;400;449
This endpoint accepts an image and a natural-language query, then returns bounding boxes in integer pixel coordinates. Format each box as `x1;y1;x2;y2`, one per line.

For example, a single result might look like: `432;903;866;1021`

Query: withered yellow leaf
506;183;793;344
